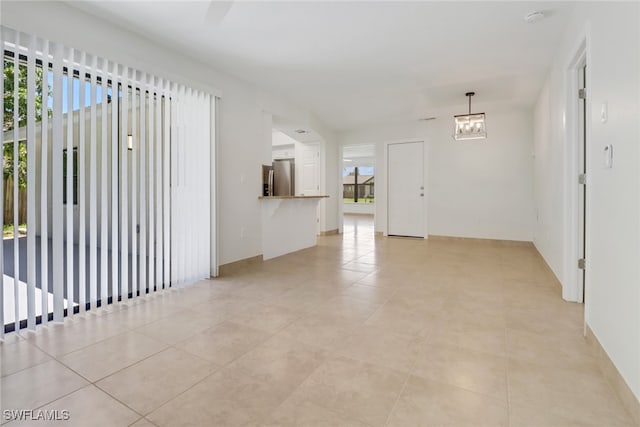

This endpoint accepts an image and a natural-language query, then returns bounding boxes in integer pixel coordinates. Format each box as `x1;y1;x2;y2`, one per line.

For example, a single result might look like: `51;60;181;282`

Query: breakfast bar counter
259;195;329;260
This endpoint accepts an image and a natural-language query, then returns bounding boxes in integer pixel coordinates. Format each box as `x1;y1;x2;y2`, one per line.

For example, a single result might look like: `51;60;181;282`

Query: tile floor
0;215;635;426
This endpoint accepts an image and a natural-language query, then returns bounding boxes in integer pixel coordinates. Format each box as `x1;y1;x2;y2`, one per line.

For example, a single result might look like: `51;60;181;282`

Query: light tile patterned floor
0;215;635;426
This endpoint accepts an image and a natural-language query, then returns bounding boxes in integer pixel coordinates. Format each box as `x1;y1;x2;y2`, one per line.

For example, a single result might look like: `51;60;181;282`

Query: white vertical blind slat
100;59;109;305
110;63;119;301
185;88;193;282
51;42;65;321
178;86;185;286
65;47;74;318
197;92;204;277
190;93;196;281
180;88;188;286
131;79;138;297
190;92;197;281
40;40;50;324
139;75;147;294
170;93;178;288
120;67;129;301
89;54;98;309
147;77;155;292
78;51;87;313
199;93;207;278
196;93;203;278
198;94;204;277
163;85;170;288
173;94;180;286
204;94;210;277
202;94;212;278
155;80;162;290
211;97;218;277
26;35;37;329
13;34;21;331
182;89;188;286
186;90;193;282
186;88;194;283
194;92;198;280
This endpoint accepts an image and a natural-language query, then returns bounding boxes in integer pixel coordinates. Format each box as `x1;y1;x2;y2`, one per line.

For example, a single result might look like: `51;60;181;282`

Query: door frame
383;139;428;238
339;143;377;229
337;143;344;235
564;35;591;306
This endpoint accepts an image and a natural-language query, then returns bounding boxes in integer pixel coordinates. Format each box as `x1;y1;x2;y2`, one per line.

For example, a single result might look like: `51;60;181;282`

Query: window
343;166;375;203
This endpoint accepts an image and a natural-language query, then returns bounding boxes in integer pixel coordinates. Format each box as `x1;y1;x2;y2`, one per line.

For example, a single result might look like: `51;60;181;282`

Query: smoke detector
524;11;545;23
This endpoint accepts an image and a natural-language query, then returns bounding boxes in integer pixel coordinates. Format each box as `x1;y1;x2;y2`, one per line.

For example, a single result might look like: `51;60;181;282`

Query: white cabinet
272;143;295;160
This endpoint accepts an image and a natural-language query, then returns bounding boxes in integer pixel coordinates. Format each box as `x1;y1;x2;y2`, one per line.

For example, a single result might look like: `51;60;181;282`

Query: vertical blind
1;27;213;338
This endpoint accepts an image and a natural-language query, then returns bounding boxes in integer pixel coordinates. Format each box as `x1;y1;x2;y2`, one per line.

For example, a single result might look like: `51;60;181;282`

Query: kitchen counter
259;195;329;260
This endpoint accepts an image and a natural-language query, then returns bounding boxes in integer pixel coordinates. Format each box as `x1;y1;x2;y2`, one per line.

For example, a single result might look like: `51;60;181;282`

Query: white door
300;142;321;233
301;143;320;195
387;141;424;237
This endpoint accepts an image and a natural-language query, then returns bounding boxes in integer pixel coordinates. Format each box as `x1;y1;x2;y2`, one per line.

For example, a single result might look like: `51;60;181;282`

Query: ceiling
68;1;574;132
272;115;322;143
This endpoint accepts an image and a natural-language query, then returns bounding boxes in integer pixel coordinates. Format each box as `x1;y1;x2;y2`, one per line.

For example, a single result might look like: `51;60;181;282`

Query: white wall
1;0;336;266
428;108;534;241
322;137;339;233
533;81;564;284
339;107;535;241
533;2;640;400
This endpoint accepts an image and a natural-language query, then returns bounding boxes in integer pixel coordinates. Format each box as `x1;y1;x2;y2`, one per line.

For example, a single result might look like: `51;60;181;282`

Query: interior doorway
342;144;375;239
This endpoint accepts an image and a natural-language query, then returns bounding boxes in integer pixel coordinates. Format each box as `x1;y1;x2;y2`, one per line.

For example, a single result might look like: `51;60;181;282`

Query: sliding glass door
1;27;213;337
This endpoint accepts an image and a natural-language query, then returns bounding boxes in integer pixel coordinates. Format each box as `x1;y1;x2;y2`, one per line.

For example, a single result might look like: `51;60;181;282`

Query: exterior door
387;141;424;237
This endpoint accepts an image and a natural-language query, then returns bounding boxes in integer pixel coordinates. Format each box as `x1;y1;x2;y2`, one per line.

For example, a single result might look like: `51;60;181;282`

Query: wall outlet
240;227;246;239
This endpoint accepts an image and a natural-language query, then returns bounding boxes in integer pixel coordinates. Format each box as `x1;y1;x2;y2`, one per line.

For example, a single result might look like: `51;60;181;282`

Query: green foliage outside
3;59;48;190
3;223;27;237
3;142;28;189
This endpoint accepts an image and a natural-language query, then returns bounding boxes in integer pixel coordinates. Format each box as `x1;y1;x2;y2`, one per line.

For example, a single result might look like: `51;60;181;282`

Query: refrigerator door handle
268;169;274;196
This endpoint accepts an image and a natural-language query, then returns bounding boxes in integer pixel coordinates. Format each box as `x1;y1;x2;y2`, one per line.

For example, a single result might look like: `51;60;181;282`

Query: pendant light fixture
454;92;486;140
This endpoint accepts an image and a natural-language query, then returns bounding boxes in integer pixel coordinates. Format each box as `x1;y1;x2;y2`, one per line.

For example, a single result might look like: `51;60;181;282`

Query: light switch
601;102;608;123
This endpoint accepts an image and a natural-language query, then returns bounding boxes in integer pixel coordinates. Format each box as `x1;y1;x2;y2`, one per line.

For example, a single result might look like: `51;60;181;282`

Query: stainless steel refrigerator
273;159;295;196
